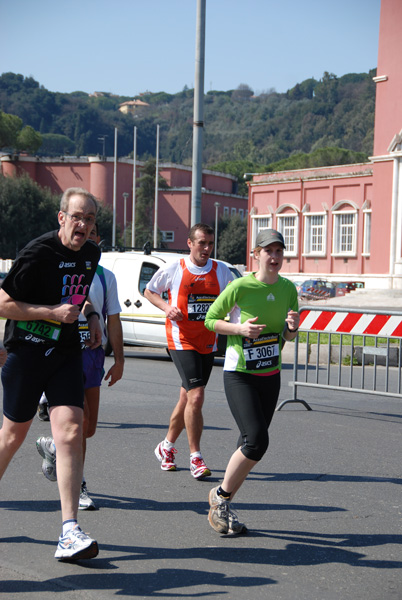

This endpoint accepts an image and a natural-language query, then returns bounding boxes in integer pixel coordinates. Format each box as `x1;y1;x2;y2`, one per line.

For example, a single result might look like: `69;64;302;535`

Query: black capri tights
223;370;281;462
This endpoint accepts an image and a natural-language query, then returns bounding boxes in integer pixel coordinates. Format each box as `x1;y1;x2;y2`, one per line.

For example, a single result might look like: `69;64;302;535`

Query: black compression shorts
223;370;281;461
1;345;85;423
169;349;215;391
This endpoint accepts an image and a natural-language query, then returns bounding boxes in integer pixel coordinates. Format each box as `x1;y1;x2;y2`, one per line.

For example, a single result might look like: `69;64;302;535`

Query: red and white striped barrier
299;309;402;338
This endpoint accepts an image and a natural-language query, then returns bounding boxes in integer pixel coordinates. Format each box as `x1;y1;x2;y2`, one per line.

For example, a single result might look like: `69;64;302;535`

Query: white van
99;249;242;354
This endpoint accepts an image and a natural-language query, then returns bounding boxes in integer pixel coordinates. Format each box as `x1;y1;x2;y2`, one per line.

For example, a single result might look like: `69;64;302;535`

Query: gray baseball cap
255;229;286;249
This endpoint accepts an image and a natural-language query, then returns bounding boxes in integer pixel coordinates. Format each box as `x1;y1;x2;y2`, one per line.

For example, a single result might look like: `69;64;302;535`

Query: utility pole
153;124;160;248
112;127;117;247
214;202;220;258
123;192;129;247
191;0;206;225
132;126;137;248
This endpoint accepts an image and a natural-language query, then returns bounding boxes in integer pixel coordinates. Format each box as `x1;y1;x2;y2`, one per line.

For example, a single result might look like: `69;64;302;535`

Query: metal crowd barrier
277;306;402;411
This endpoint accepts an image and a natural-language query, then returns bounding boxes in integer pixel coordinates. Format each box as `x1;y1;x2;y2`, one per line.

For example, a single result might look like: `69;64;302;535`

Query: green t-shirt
205;273;298;374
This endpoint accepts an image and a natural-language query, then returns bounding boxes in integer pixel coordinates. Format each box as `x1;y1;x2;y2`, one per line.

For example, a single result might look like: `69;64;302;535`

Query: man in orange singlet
144;223;233;479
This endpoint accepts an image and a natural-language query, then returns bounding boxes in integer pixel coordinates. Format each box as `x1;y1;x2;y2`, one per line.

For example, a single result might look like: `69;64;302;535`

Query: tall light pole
112;127;118;247
191;0;206;225
97;134;107;158
214;202;220;258
123;192;129;247
132;126;137;248
153;124;160;248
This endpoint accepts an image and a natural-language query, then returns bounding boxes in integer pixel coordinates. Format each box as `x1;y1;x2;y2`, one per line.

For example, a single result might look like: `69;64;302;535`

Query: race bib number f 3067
242;333;280;370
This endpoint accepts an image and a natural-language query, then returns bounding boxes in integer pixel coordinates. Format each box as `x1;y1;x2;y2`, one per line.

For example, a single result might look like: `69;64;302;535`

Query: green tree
0;111;42;152
95;202;114;247
134;159;169;247
0;112;22;148
0;174;60;257
16;125;42;153
40;133;75;155
217;215;247;264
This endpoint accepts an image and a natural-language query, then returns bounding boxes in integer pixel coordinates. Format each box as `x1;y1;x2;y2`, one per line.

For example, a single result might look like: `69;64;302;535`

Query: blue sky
0;0;381;97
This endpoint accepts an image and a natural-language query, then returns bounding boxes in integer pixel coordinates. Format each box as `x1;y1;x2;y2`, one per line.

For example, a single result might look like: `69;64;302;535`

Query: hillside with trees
0;70;376;179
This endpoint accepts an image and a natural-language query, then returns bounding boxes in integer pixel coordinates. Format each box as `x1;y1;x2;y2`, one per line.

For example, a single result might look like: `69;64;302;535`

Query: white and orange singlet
146;256;233;354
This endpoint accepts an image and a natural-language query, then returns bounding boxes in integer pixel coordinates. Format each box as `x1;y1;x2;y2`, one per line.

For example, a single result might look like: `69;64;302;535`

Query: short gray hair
60;187;98;214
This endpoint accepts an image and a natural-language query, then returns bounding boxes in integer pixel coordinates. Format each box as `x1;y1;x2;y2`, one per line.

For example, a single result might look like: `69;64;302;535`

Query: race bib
16;319;61;345
187;294;217;321
79;320;91;349
243;333;280;370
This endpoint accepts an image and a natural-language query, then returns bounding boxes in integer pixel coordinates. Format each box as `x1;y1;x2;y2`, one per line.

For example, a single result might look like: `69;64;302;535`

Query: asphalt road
1;344;401;600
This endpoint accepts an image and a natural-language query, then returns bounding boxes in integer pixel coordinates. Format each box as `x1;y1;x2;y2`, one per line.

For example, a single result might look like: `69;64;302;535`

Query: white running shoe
228;507;248;534
36;436;57;482
208;486;229;534
78;481;97;511
55;525;98;560
190;455;211;479
154;441;177;471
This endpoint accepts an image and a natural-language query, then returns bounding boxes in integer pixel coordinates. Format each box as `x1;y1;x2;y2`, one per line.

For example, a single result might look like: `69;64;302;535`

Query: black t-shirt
2;230;101;353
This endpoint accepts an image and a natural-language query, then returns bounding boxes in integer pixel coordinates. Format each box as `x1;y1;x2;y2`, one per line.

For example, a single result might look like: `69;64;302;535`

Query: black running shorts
169;349;215;391
1;345;85;423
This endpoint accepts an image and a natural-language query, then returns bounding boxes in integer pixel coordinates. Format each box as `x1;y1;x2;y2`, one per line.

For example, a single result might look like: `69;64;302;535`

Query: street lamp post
214;202;220;258
123;192;129;247
97;134;107;158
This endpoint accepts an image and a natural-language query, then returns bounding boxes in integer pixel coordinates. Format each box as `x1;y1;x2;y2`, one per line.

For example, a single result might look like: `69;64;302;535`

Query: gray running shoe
36;436;57;482
79;481;97;511
55;524;98;560
208;486;229;534
228;507;248;534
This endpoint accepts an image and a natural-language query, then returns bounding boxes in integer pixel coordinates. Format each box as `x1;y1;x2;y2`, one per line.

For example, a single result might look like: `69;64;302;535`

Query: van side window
139;262;168;301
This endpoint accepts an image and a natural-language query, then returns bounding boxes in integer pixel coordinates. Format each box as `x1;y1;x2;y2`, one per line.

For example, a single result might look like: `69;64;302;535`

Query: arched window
331;201;358;256
250;211;272;251
276;205;299;257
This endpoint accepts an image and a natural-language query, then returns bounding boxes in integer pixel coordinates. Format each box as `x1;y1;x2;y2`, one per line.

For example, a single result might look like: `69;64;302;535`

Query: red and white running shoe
154;441;177;471
190;456;211;479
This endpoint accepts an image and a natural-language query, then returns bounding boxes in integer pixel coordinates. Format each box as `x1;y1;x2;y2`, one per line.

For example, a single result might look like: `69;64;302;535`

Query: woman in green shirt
204;229;299;534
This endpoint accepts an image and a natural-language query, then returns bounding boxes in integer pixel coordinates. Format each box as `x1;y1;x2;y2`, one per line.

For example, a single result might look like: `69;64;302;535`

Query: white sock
62;519;78;536
190;451;202;460
163;438;174;449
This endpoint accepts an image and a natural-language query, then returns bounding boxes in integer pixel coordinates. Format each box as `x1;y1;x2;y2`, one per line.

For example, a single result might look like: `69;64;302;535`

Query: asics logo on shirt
59;261;76;268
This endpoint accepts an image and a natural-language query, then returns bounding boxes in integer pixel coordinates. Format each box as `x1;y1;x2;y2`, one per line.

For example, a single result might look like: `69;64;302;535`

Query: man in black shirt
0;187;102;560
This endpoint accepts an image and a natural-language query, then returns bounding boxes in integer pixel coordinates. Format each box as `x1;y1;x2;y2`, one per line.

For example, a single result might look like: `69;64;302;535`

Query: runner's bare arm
0;288;80;323
144;288;183;321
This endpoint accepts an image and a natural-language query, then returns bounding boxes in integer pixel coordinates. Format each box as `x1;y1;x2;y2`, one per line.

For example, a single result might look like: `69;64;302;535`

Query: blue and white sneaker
36;436;57;482
55;525;99;560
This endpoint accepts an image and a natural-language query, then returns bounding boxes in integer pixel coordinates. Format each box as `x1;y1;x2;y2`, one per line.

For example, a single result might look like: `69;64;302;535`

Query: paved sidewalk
302;288;401;310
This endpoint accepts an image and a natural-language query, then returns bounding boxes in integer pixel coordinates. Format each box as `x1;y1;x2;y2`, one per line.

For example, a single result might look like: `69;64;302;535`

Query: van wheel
104;340;113;356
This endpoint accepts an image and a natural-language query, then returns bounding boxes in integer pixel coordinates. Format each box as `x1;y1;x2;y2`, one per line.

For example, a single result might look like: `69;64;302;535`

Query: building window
304;214;327;256
223;206;229;217
251;215;272;250
362;210;371;256
277;214;298;256
238;209;244;219
332;211;357;256
161;231;174;243
231;207;237;216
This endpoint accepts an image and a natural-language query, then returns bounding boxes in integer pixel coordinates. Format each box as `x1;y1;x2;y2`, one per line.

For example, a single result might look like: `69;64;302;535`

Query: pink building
247;0;402;289
0;156;247;249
